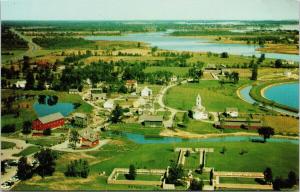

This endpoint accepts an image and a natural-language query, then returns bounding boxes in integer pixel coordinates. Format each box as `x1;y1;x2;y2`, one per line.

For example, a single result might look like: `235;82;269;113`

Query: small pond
33;102;74;117
264;82;299;110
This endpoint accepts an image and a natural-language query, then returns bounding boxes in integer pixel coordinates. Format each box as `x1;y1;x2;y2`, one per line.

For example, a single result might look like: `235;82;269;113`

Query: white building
141;87;152;97
15;80;26;89
103;100;115;110
225;107;239;118
170;75;178;82
193;94;208;120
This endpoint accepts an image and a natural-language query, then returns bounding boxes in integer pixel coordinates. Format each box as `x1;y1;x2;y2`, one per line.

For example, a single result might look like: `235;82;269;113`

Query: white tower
196;94;202;108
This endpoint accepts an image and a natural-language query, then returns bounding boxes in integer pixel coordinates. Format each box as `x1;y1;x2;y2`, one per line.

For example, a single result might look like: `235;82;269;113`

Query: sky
1;0;299;20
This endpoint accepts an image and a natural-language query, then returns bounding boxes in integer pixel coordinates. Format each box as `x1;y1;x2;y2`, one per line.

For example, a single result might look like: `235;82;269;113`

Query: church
193;94;208;120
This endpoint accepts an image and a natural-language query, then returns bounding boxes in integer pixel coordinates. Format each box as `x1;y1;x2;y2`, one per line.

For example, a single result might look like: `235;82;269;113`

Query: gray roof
38;112;64;124
74;112;87;119
80;128;98;142
139;115;163;122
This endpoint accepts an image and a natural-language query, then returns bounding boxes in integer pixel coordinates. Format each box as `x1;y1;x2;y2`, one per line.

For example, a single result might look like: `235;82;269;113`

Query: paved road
157;80;187;128
1;137;33;160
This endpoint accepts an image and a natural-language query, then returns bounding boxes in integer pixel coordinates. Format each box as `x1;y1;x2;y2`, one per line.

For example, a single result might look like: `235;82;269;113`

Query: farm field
164;80;259;112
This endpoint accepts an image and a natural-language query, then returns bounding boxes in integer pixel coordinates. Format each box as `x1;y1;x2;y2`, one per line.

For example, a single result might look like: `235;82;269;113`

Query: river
84;32;300;61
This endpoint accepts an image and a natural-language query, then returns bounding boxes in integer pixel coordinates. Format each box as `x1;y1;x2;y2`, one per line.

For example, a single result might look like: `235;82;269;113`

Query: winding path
156;80;187;127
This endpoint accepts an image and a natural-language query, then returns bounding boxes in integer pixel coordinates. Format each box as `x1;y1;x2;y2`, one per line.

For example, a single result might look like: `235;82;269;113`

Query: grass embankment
1;141;16;149
13;140;298;190
249;80;299;113
257;44;299;55
108;123;163;137
13;146;41;157
164;80;259;113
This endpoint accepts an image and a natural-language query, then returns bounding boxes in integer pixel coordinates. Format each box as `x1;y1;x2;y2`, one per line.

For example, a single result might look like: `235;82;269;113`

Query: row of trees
65;159;89;178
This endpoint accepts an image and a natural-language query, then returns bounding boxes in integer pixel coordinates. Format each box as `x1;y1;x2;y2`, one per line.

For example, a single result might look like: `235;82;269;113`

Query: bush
2;124;16;133
43;129;51;136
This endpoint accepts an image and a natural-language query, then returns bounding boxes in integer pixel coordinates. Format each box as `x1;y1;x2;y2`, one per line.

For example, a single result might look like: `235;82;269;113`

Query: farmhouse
73;113;88;127
103;100;115;110
32;112;64;131
91;93;107;100
15;80;26;89
125;80;138;90
139;115;163;127
69;88;79;94
79;128;99;148
214;118;263;130
141;87;152;97
225;107;239;117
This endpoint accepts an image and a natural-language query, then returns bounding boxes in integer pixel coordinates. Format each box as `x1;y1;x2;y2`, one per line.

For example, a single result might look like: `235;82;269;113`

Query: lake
85;32;300;61
264;82;299;109
109;132;298;145
33;102;75;117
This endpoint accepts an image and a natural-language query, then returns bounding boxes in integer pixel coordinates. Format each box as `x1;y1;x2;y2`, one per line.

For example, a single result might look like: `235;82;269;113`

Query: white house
193;111;209;120
103;100;115;110
284;71;292;77
225;107;239;118
141;87;152;97
15;80;26;89
170;75;178;82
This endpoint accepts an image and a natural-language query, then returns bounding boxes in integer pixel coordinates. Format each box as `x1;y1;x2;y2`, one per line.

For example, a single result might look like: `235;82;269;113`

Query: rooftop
73;112;87;119
139;115;163;122
38;112;64;124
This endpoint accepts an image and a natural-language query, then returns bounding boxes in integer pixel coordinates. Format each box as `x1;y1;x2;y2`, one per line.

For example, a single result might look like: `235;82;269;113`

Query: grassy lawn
219;177;258;184
108;123;163;136
144;66;190;77
117;174;162;181
27;137;64;147
1;141;16;149
185;153;199;169
12;140;298;190
13;146;41;157
184;120;221;134
164;80;259;112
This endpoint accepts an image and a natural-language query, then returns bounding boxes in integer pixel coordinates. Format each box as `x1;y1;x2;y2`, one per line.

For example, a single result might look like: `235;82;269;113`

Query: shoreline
159;128;299;140
261;81;298;98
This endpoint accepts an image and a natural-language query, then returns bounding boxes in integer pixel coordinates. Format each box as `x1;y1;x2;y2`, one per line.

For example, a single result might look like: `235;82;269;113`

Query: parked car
10;175;20;182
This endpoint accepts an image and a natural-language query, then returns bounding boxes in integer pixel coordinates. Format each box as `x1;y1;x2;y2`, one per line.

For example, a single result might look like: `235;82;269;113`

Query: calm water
33;102;74;117
110;132;298;145
264;83;299;109
85;32;300;61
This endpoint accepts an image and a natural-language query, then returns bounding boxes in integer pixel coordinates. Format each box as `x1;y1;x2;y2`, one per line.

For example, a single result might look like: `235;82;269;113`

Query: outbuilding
139;115;163;127
225;108;239;117
141;87;152;97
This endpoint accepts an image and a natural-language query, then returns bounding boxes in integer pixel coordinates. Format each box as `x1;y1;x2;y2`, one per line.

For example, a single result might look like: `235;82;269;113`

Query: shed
103;100;115;110
139;115;163;127
225;107;239;117
79;128;99;148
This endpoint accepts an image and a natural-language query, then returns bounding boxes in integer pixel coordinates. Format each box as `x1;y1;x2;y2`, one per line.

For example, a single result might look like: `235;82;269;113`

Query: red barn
32;112;64;131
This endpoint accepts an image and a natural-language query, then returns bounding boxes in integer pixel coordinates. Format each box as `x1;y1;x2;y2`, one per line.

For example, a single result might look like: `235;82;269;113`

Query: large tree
127;164;137;180
264;167;273;184
166;163;185;185
25;71;35;90
17;157;33;180
22;121;32;134
111;104;123;123
34;148;57;178
251;63;258;80
69;130;80;149
190;178;204;191
258;127;275;142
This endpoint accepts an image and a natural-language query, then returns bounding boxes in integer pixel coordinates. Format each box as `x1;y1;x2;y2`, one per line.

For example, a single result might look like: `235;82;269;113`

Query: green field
164;80;259;112
13;146;41;157
108;123;163;136
144;66;190;77
13;140;298;190
1;141;16;149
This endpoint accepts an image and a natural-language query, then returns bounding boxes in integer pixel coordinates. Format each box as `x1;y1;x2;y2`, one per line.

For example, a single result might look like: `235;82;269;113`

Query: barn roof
38;112;64;124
